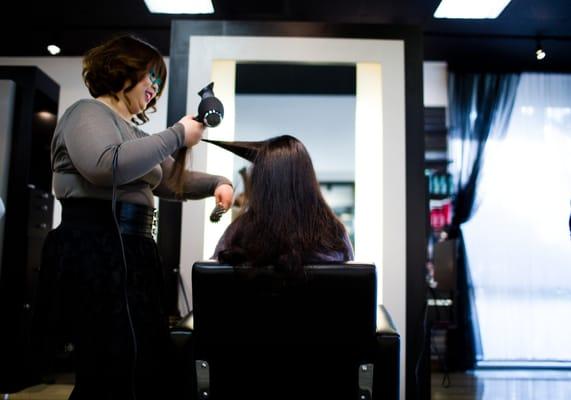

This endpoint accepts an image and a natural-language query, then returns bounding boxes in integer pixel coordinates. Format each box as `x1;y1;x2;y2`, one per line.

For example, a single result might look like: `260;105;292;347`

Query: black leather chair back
191;262;378;400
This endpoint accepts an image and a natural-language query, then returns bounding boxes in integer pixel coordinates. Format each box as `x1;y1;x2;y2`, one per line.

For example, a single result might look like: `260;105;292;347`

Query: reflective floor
2;369;571;399
1;384;72;400
432;369;571;400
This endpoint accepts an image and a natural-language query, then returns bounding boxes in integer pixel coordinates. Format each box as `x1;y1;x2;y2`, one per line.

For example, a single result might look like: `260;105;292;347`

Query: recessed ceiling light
143;0;214;14
535;39;546;61
434;0;512;19
47;44;61;55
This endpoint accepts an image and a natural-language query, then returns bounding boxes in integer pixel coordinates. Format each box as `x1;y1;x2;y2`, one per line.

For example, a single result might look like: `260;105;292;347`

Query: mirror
180;34;406;300
178;35;407;394
231;62;356;243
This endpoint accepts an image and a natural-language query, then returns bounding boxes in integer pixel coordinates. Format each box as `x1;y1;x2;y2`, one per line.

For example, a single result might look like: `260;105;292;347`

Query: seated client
210;135;353;273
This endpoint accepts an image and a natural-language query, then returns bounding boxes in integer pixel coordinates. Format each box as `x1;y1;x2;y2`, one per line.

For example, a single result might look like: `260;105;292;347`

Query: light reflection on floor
432;369;571;400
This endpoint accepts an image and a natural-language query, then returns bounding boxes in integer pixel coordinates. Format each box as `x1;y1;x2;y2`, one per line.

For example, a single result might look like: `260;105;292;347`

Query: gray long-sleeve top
52;99;231;207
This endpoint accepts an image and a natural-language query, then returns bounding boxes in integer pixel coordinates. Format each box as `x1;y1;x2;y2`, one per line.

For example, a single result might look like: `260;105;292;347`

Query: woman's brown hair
218;135;350;274
82;34;167;125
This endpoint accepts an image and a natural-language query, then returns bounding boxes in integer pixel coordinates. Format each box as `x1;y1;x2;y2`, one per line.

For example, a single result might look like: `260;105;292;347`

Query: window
462;73;571;363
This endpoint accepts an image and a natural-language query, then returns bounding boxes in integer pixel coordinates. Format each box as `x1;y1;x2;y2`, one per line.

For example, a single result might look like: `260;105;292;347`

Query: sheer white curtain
459;73;571;362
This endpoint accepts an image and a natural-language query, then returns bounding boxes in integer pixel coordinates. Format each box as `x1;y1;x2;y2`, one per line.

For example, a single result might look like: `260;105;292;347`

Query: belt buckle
152;209;158;239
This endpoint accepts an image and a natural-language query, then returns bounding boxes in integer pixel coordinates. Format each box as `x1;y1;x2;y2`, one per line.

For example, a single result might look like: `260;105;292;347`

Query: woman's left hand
214;184;234;211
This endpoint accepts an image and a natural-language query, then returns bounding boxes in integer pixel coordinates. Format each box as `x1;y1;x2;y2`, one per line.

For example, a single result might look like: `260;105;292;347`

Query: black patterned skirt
35;199;173;400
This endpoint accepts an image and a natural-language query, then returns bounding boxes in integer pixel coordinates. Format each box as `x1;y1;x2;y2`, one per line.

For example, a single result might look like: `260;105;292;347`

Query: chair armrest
373;305;400;400
173;311;194;332
376;305;398;336
170;311;196;399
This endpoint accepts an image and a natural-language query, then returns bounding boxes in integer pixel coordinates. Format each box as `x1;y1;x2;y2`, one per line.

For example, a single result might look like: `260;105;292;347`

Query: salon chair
171;262;400;400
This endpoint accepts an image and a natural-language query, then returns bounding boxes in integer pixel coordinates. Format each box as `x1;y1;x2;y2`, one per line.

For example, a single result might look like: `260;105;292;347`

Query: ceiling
3;0;571;71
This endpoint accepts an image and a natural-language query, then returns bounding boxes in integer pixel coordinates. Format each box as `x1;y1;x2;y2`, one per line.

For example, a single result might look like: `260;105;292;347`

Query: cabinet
0;67;59;392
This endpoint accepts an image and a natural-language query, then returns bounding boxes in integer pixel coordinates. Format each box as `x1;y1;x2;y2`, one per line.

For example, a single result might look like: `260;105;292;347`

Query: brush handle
209;203;226;223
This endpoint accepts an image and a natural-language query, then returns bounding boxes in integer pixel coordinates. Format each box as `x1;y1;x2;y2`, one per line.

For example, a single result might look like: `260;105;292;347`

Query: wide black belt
60;198;156;238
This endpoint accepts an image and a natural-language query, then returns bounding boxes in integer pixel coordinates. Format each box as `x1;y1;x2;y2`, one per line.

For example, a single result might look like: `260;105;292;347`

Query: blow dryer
192;82;227;222
194;82;224;128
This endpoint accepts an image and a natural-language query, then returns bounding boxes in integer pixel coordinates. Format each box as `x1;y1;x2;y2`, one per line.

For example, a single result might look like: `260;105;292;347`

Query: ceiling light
143;0;214;14
47;44;61;55
434;0;512;19
535;45;546;61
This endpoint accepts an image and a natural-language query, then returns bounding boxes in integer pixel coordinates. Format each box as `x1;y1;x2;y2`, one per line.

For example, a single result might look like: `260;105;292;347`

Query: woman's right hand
177;115;205;147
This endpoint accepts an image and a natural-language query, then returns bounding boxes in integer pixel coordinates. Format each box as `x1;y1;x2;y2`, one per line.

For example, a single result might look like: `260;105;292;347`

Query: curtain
463;73;571;362
448;73;521;225
446;72;520;369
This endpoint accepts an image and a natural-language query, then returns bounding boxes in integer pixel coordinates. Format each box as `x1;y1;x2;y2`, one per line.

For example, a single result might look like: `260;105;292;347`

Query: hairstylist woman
37;35;233;400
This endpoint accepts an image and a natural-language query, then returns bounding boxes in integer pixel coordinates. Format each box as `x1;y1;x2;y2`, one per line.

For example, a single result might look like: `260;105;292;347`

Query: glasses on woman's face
148;68;162;91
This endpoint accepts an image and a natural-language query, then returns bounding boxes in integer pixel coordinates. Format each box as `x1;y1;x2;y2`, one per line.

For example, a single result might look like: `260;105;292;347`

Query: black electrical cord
111;144;138;400
177;268;191;316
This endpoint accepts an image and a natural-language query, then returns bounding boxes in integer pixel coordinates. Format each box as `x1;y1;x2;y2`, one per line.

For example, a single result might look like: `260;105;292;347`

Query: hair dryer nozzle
198;82;215;98
197;82;224;127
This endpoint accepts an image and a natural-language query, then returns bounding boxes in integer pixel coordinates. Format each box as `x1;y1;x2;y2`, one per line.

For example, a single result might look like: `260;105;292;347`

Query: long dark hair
82;34;167;124
219;135;349;274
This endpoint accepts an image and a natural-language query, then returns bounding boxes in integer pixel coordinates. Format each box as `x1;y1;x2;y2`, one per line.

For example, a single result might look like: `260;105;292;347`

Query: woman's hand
214;184;234;211
177;115;205;147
